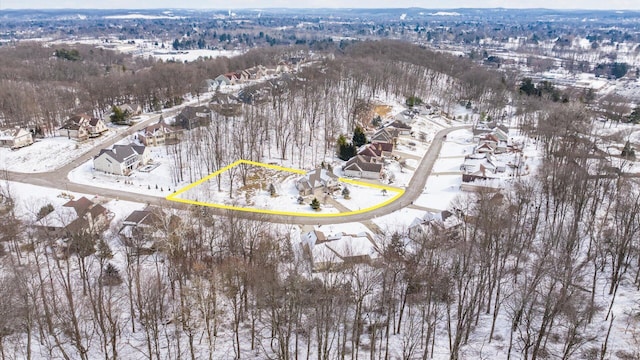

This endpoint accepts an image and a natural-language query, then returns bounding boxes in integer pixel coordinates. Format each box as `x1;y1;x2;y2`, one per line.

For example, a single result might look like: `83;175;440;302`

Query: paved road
5;119;470;226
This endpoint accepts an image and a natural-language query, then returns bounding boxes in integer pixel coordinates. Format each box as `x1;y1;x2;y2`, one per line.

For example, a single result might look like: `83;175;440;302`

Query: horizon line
1;7;640;11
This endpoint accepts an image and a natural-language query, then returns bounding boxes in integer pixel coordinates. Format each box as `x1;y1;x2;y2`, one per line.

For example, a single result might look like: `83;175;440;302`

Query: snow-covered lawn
415;175;463;211
432;157;465;173
394;137;430;157
68;145;178;198
371;207;426;234
175;167;343;215
334;182;401;211
440;140;475;158
169;163;402;215
0;127;128;173
384;161;414;187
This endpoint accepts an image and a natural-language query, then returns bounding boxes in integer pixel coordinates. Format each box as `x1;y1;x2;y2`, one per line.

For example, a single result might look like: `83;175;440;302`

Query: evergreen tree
352;125;367;147
110;106;130;125
628;106;640;124
100;263;123;286
269;183;277;197
405;96;423;107
310;198;321;211
342;187;351;199
622;141;636;158
338;143;357;161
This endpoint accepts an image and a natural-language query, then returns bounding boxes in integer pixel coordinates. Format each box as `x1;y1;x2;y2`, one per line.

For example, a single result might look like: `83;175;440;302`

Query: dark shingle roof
344;156;382;173
95;144;146;163
63;196;94;217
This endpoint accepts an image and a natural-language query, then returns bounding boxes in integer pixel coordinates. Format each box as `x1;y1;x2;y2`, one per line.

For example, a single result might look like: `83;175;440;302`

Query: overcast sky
1;0;640;10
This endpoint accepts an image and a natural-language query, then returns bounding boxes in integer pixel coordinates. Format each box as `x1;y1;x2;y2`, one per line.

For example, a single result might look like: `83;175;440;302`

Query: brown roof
358;145;381;158
123;209;160;226
64;216;90;236
372;142;393;152
344;156;383;173
143;120;175;137
88;118;102;126
63;197;94;217
88;204;107;219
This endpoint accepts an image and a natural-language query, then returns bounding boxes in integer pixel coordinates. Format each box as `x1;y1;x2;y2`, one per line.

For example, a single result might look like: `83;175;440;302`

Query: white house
93;144;150;175
0;127;33;149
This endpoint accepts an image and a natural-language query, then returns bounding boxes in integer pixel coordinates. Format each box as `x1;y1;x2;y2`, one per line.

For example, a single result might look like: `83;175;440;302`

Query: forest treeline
0;42;291;133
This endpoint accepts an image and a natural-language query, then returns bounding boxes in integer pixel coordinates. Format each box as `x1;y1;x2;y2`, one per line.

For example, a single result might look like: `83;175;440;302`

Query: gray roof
95;144;146;163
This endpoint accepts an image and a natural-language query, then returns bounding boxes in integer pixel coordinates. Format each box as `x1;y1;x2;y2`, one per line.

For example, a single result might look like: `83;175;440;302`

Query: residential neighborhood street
5;118;469;227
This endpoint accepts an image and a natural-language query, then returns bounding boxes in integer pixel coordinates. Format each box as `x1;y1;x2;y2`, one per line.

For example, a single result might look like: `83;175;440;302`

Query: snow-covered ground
6;181;144;225
149;49;244;62
414;175;462;210
68;145;177;198
0;126;128;173
372;207;426;234
51;37;244;63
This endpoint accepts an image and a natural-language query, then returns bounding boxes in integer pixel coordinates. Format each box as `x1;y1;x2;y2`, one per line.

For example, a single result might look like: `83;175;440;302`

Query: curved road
6;120;470;225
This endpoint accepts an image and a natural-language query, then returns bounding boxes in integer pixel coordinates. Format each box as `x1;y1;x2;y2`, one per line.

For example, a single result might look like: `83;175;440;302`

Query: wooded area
0;40;639;359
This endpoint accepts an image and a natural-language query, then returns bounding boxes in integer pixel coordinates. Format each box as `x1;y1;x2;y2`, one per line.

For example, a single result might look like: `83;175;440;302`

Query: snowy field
149;49;244;62
52;37;244;63
415;175;463;211
0;127;129;173
432;157;465;173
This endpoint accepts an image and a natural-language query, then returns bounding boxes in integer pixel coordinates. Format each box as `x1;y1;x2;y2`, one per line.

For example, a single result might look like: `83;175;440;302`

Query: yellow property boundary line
166;159;405;218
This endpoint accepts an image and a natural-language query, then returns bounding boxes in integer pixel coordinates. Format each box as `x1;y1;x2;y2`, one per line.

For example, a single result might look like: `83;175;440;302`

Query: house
245;65;266;80
372;142;394;156
37;196;111;238
138;119;180;146
302;230;379;271
117;104;143;116
60;117;90;141
223;72;247;84
475;142;497;154
60;114;108;140
486;154;506;173
87;117;108;137
0;127;33;149
343;155;383;179
357;144;383;161
296;167;339;196
63;197;111;235
371;127;399;143
276;61;291;73
387;120;412;136
213;74;232;87
201;79;218;92
357;142;393;160
119;206;164;250
175;105;212;130
394;111;414;123
408;210;461;241
93;144;150;175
